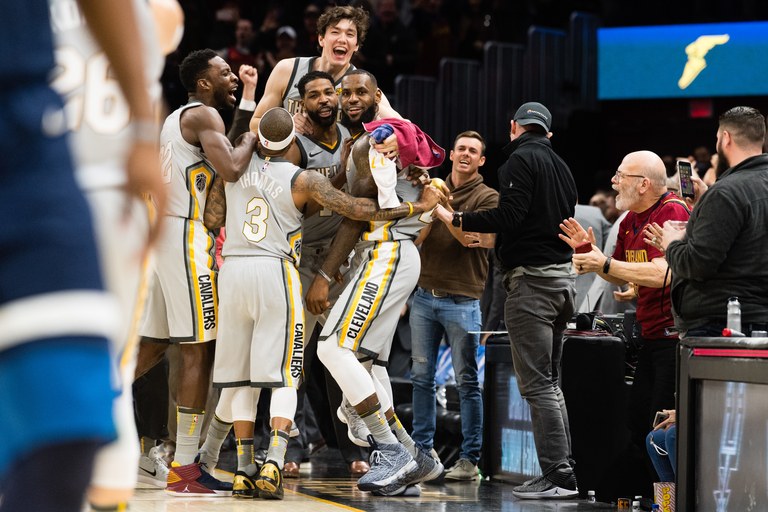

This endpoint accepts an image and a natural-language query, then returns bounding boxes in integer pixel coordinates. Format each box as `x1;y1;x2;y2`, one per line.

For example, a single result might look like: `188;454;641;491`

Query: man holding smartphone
559;150;690;454
663;106;768;337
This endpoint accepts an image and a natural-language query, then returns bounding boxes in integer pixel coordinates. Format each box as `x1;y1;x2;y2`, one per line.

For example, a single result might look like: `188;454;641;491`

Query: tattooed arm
203;176;227;230
294;170;442;221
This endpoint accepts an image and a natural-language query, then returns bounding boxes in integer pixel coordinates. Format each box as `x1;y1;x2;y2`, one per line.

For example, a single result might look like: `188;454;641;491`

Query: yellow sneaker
255;460;283;500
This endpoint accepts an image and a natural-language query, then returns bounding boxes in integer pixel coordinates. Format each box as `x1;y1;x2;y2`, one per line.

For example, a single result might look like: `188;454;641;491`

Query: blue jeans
410;287;483;464
503;274;576;476
646;425;677;482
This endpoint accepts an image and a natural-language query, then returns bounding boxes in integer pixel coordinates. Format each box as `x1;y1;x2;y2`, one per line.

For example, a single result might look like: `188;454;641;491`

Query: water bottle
727;297;742;333
587;490;596;503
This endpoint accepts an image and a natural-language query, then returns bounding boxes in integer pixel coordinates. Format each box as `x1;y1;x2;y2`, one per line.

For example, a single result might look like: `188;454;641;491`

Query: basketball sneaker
165;462;233;497
512;465;578;499
255;460;284;500
232;470;256;498
371;446;443;495
357;436;417;492
337;399;371;447
137;446;170;488
372;484;422;497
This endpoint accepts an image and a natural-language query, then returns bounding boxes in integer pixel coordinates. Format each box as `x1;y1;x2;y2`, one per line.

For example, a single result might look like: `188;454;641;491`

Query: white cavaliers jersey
49;0;164;189
159;103;217;220
347;143;433;242
296;124;351;245
223;156;304;266
282;57;355;117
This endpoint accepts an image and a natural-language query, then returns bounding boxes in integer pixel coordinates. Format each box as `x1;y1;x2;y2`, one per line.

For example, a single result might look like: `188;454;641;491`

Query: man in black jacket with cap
435;101;579;499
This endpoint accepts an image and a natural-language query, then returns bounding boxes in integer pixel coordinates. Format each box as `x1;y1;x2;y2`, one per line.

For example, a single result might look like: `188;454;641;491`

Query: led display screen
696;380;768;511
598;22;768;99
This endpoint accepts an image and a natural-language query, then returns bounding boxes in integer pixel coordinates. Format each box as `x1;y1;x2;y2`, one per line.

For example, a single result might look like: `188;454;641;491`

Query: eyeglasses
614;170;646;182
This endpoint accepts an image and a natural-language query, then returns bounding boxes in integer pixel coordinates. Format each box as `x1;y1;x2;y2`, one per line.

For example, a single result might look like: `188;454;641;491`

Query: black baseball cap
513;102;552;132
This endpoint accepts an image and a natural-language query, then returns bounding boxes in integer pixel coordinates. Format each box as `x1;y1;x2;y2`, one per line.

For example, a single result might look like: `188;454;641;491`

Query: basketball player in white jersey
307;69;447;496
201;107;444;499
49;0;181;509
135;48;258;497
248;5;400;136
286;70;369;475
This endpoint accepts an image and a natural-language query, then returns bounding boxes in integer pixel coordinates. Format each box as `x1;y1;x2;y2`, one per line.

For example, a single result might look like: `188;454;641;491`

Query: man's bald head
622;150;667;189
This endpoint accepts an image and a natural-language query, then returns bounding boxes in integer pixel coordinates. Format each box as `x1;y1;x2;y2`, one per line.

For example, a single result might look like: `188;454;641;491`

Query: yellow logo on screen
678;34;730;89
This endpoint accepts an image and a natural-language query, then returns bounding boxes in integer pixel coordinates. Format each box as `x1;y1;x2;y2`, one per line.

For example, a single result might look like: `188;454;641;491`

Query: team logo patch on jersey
293;239;302;259
195;174;207;193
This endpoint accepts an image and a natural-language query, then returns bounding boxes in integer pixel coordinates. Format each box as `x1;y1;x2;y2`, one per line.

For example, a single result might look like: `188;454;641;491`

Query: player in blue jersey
0;1;159;511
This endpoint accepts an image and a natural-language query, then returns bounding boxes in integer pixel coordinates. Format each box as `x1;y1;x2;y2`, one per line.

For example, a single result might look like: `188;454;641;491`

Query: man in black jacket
663;106;768;336
436;102;578;499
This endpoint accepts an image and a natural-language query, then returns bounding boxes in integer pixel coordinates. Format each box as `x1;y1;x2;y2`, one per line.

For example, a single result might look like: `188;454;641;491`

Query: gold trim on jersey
282;260;304;387
288;229;303;268
120;199;153;369
185;219;217;341
185;162;215;221
339;242;399;351
362;220;394;241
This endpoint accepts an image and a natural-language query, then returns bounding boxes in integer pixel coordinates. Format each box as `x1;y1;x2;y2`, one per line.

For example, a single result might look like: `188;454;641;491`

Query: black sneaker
512;468;578;500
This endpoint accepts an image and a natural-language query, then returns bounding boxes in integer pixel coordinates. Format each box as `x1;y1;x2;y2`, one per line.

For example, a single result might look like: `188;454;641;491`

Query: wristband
602;256;612;274
405;201;414;216
318;269;333;283
239;98;256;111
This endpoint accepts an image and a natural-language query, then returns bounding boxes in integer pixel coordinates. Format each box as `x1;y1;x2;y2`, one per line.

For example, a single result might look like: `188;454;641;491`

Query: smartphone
653;411;669;428
677;160;695;199
575;241;592;254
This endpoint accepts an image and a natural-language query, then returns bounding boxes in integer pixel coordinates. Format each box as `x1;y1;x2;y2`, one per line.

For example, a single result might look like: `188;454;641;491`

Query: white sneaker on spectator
137;446;170;488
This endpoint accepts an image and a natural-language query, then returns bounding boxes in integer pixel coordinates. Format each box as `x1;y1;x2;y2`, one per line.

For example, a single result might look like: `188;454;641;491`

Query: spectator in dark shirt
663;106;768;337
435;102;579;499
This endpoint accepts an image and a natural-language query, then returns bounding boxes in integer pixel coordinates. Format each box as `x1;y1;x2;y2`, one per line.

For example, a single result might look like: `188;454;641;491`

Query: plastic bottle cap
588;490;595;495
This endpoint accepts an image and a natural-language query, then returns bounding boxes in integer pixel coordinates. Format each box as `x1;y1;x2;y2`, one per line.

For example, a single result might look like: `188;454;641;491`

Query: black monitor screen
696;380;768;511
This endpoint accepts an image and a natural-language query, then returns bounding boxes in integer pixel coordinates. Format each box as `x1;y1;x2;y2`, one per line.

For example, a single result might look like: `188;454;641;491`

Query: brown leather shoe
283;461;300;478
349;460;370;476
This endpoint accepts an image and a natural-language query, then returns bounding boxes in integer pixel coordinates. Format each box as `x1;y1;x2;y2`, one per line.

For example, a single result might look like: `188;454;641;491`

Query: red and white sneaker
165;462;233;497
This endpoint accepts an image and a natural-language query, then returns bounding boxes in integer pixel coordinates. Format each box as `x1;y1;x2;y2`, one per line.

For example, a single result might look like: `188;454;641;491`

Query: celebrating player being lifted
201;107;445;499
249;5;400;136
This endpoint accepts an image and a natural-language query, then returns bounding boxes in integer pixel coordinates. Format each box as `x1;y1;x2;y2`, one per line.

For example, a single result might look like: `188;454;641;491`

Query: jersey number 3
243;197;269;243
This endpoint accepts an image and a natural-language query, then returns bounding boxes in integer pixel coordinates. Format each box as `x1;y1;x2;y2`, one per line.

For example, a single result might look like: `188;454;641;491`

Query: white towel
368;144;400;208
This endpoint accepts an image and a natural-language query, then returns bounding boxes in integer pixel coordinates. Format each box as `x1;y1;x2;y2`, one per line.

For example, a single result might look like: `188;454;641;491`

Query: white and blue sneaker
357;436;417;492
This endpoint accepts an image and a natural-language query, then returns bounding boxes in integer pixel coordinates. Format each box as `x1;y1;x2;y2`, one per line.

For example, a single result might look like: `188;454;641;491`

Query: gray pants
503;273;575;476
